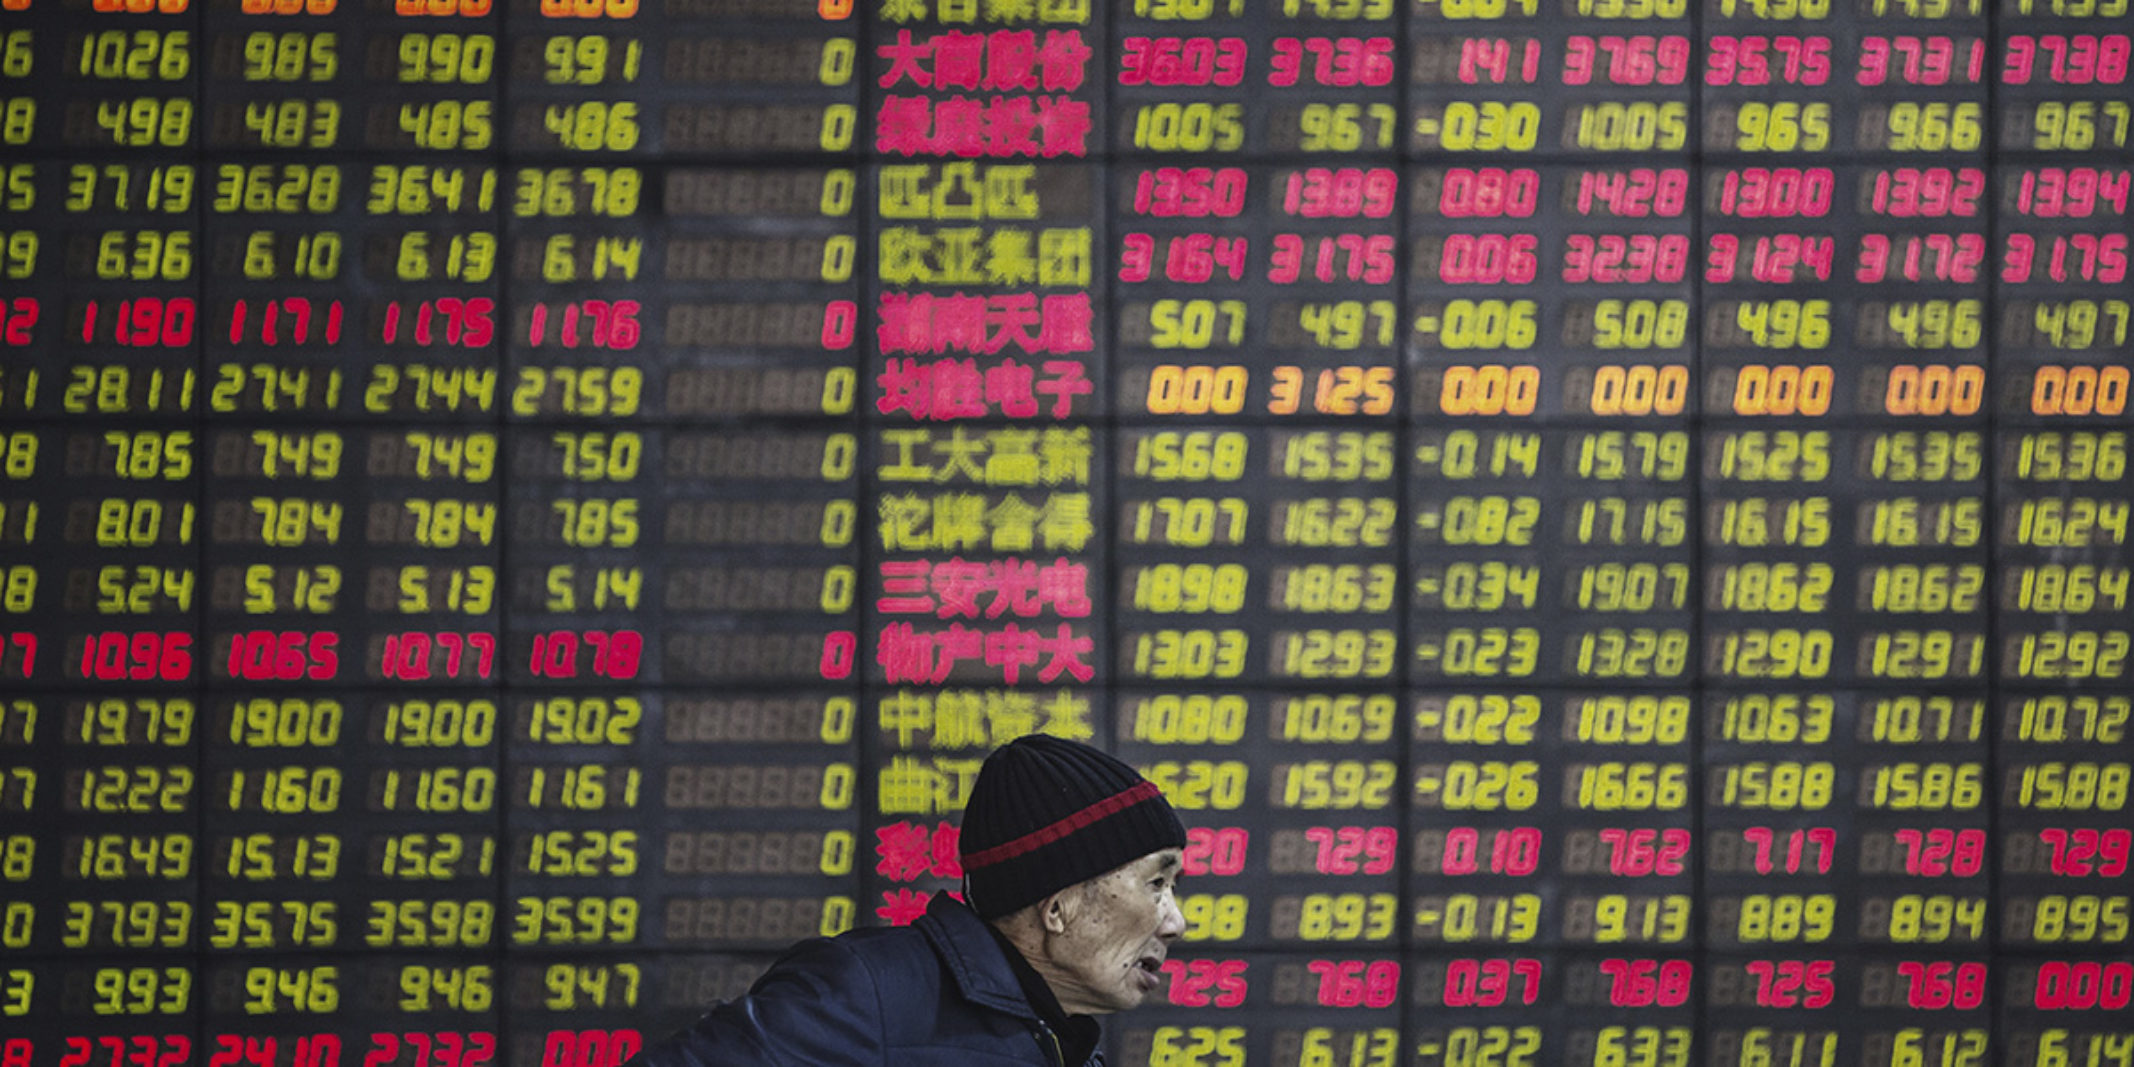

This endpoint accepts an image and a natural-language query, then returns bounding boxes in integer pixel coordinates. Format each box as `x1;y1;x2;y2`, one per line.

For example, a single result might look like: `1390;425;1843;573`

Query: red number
2034;962;2134;1009
380;632;496;681
1442;958;1541;1006
225;630;339;681
1600;958;1693;1007
1307;825;1395;875
79;631;192;681
1892;828;1983;876
0;298;36;345
1312;959;1400;1007
1600;828;1690;876
1899;961;1987;1009
1182;826;1250;876
1746;959;1835;1008
538;1031;636;1067
1160;958;1248;1008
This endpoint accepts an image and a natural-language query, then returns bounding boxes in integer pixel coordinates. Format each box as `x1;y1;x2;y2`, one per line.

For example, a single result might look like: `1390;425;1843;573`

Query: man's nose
1156;891;1186;940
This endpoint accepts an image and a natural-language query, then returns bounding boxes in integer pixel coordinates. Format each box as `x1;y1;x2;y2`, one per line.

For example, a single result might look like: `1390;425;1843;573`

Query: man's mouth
1131;955;1164;991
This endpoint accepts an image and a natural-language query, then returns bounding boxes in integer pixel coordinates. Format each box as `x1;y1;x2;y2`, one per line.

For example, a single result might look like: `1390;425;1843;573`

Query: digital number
76;30;192;81
2032;101;2133;151
91;967;190;1014
243;99;337;148
95;98;191;147
1144;364;1247;415
2031;366;2130;417
242;32;335;81
1719;761;1836;808
1133;104;1244;152
1132;564;1249;614
1732;103;1830;151
1130;629;1248;679
399;101;493;150
1882;102;1983;151
543;36;644;86
1130;695;1247;745
1121;36;1247;88
1732;301;1831;348
1431;103;1541;151
1144;300;1247;351
1735;895;1835;943
365;899;493;948
2018;763;2132;810
1572;102;1689;151
544;102;638;151
398;34;493;83
1295;103;1397;151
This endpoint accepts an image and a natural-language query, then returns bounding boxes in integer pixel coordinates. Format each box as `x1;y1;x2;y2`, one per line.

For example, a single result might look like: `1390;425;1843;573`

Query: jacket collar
915;892;1041;1019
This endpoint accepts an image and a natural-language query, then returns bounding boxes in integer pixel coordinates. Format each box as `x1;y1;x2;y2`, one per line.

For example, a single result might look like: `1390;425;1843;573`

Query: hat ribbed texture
958;735;1186;920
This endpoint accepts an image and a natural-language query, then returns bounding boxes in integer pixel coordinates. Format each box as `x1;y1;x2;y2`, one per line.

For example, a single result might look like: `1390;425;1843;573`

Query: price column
1997;694;2133;1067
1262;434;1404;1060
1993;204;2131;689
0;686;36;1062
1846;324;1992;1067
1407;693;1553;1067
1993;11;2133;1052
1993;112;2131;690
1702;693;1846;1067
1850;695;1992;1067
1259;0;1406;730
501;0;650;796
0;12;59;402
0;36;36;974
1698;56;1849;1067
499;5;644;1058
1555;693;1697;1067
1842;0;1993;415
0;228;36;1063
1545;120;1700;694
1406;0;1573;688
47;690;202;1060
36;3;206;1058
863;0;1104;934
52;445;203;1056
0;63;36;1000
45;420;206;1054
1106;35;1252;1016
1838;7;1994;929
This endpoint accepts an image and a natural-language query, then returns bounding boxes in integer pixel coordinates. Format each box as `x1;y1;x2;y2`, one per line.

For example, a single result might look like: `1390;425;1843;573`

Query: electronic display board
0;0;2128;1062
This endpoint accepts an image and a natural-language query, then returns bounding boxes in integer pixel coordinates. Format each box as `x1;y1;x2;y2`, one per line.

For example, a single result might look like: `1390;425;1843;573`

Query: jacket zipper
1035;1021;1064;1067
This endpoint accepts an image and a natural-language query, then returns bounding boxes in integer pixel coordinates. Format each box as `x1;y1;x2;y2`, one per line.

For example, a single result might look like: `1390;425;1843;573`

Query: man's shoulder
772;918;943;988
760;899;1023;1018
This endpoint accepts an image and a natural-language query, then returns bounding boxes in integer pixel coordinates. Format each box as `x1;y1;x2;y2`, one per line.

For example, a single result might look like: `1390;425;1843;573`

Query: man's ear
1039;888;1078;934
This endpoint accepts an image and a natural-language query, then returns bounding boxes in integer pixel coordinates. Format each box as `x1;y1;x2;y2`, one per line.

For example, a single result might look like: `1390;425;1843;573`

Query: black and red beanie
958;734;1187;920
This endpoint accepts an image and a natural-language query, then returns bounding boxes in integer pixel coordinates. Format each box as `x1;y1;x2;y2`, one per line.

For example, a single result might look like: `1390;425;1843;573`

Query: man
633;734;1188;1066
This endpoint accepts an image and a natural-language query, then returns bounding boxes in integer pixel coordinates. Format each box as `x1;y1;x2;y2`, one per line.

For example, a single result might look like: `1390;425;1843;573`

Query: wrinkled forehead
1104;848;1183;883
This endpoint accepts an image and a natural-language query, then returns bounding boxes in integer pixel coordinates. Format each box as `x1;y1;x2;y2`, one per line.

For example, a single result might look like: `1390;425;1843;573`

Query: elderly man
633;734;1188;1066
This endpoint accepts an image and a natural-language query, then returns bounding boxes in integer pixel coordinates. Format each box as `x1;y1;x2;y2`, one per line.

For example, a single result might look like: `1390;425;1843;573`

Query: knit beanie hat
958;735;1188;920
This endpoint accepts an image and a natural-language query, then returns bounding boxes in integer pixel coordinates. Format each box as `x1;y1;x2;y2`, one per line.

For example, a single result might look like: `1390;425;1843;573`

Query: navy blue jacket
631;894;1104;1067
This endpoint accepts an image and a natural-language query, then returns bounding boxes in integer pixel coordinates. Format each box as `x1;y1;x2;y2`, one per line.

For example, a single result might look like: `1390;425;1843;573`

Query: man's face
1042;849;1186;1015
